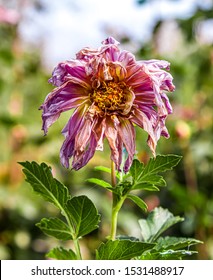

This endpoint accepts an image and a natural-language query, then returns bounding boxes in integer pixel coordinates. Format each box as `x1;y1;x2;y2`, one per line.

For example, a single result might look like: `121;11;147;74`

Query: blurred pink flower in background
0;6;19;25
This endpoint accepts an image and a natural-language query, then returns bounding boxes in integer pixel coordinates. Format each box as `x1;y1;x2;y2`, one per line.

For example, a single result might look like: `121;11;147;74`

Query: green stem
60;209;82;259
73;238;82;260
110;197;125;240
109;160;125;240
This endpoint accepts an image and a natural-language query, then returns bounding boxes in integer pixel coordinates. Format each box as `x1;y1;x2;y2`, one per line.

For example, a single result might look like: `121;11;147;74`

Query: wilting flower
40;37;175;172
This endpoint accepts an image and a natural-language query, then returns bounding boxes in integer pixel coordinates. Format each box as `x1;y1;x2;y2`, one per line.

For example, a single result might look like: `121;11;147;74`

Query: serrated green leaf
138;174;166;186
19;161;70;210
155;236;203;251
96;240;155;260
46;247;77;260
86;178;113;190
129;159;144;180
133;183;160;191
131;155;181;191
140;155;182;178
36;217;72;240
141;236;202;260
141;249;197;260
116;235;140;241
133;174;166;190
127;194;148;212
66;195;100;238
139;207;184;242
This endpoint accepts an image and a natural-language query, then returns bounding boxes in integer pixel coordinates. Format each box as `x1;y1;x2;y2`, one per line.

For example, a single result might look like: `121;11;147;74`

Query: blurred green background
0;0;213;259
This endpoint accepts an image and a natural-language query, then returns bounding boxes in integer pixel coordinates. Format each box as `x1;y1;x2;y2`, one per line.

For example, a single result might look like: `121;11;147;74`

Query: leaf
154;236;203;251
86;178;113;190
133;183;160;191
19;161;70;211
141;236;202;260
140;154;182;178
36;217;72;240
65;195;100;238
94;166;120;179
129;159;144;181
94;166;112;173
96;240;155;260
138;174;166;186
131;155;181;190
133;174;166;190
46;247;77;260
139;207;184;242
127;194;148;212
141;249;198;260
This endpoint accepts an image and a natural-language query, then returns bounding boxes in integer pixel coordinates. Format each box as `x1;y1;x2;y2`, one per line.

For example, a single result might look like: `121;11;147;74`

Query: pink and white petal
131;108;157;156
74;118;95;154
60;105;88;168
105;116;121;170
107;61;127;81
61;104;88;139
161;92;173;114
126;64;152;89
41;82;89;134
121;88;135;115
118;50;136;67
118;118;136;172
72;134;97;170
93;118;106;151
49;60;92;89
139;59;171;71
60;137;75;169
102;37;120;46
134;92;155;107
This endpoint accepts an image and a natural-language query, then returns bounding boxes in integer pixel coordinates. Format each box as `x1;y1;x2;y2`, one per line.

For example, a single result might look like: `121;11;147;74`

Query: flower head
40;37;175;172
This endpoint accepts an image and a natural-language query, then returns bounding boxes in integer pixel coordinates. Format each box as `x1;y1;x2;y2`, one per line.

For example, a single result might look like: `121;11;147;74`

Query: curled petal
60;105;88;168
72;134;97;170
105;116;121;171
41;82;89;134
49;60;92;89
140;59;171;71
93;118;106;151
118;118;136;172
102;37;120;45
131;108;157;156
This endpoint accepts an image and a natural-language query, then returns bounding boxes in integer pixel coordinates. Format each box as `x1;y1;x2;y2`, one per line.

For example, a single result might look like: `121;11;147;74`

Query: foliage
19;157;201;260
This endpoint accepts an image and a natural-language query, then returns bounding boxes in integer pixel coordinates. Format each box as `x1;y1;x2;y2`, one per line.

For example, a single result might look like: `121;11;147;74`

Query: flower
0;6;20;25
40;37;175;172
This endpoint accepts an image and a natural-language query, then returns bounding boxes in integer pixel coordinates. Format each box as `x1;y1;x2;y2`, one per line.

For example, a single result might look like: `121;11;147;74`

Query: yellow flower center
90;81;127;113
